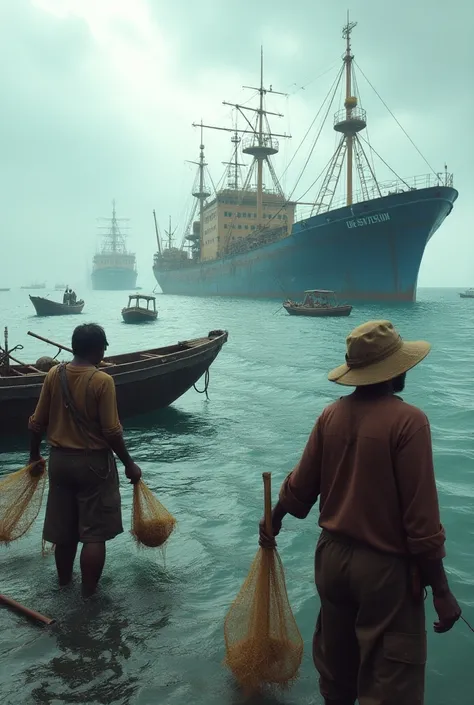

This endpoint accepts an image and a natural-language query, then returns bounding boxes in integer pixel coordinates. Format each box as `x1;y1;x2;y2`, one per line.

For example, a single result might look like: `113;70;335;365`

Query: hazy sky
0;0;471;290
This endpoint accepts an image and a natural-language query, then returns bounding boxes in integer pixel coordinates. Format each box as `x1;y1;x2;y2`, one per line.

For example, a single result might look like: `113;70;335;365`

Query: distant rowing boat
29;295;85;316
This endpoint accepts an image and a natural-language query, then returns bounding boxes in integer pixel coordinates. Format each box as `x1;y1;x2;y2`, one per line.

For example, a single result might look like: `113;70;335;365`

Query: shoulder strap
58;363;103;441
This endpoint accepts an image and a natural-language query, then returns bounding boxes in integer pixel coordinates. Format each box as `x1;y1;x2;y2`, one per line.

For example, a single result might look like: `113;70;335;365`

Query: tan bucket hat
328;320;431;386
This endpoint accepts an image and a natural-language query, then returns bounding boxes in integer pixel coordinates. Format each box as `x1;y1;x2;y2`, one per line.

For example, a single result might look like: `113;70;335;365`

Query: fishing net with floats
224;472;303;693
0;462;47;545
131;479;176;548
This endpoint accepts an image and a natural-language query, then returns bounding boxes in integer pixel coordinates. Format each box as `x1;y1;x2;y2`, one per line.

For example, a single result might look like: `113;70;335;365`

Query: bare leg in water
55;542;78;586
80;542;106;598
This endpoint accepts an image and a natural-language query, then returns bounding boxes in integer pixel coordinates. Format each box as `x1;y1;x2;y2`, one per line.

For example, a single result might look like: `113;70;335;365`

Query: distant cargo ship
152;19;457;302
20;282;46;290
91;200;137;291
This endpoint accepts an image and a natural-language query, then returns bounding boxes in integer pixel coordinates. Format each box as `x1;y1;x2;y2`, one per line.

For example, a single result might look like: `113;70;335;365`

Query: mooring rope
194;368;210;400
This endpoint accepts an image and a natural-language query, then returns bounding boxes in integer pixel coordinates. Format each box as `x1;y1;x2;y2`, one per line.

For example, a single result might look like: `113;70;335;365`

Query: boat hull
0;330;228;436
153;186;457;302
29;296;84;316
459;293;474;298
122;308;158;323
91;267;137;291
284;303;352;317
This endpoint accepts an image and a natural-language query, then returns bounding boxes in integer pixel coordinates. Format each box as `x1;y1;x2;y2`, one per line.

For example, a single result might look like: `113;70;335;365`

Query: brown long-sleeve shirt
279;392;446;559
28;364;122;449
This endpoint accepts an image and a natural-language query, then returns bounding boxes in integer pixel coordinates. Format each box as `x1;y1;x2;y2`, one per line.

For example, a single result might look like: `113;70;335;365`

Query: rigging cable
279;63;344;184
354;60;438;177
285;64;345;203
357;134;411;189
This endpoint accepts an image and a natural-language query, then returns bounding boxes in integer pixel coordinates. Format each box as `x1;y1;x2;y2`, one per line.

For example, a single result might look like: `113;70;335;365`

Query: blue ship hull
153;186;457;301
91;267;137;291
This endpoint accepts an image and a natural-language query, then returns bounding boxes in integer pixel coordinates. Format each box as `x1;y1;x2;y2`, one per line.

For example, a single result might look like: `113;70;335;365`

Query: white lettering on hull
346;212;391;229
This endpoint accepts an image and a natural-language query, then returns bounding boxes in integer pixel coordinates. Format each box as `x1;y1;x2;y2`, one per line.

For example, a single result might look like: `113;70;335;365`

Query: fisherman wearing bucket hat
260;320;461;705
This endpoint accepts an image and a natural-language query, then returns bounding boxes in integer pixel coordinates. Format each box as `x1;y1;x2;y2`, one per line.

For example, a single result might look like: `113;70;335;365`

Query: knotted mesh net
131;479;176;548
0;462;47;544
224;473;303;693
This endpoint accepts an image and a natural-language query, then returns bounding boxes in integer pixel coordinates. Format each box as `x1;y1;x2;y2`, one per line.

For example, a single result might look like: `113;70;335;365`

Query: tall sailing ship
91;200;137;291
152;20;457;302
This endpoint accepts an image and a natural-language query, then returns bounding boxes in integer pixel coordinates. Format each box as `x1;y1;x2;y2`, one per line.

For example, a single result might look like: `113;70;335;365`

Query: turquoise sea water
0;287;473;705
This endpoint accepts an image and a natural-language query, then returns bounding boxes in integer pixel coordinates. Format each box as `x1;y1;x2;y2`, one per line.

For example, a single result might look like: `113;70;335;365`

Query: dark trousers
313;530;426;705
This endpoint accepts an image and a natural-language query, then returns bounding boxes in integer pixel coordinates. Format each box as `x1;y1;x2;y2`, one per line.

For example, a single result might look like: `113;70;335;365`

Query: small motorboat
29;295;85;316
283;289;352;317
122;294;158;323
459;288;474;299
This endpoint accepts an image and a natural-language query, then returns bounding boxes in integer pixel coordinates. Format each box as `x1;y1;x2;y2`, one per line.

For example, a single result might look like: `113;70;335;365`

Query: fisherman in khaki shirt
29;323;142;597
260;320;461;705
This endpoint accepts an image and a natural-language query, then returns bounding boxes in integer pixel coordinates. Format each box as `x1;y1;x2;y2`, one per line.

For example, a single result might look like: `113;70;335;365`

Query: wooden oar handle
0;594;55;626
27;330;73;354
262;472;273;538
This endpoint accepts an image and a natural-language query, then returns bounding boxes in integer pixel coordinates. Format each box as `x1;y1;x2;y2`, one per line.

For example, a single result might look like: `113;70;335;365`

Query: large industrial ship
152;20;457;302
91;200;137;291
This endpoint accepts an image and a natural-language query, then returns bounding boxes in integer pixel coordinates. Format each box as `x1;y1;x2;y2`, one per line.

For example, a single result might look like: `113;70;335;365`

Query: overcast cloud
0;0;471;289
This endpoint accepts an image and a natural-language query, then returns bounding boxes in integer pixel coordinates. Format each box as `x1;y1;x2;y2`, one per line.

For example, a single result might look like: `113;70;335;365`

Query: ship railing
333;106;367;126
295;172;454;219
242;135;279;152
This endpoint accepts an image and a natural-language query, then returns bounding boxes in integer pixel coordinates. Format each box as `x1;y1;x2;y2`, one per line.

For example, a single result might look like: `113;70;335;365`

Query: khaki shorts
43;447;123;544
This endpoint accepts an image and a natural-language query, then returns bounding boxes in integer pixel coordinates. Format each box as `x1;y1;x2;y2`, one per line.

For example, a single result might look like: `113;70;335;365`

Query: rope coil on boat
194;368;210;400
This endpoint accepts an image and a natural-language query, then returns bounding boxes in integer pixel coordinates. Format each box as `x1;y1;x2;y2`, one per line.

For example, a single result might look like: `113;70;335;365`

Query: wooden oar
0;594;55;626
27;331;114;367
27;331;72;354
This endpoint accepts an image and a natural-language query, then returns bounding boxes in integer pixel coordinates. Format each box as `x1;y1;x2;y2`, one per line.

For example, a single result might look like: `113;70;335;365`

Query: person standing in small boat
63;287;70;305
28;323;142;597
260;320;461;705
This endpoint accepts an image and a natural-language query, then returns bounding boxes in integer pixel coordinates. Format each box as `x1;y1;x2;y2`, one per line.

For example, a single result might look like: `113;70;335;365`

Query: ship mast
313;17;371;214
97;198;130;254
163;216;177;250
240;47;287;226
194;47;290;229
153;209;162;255
222;116;246;190
335;17;366;206
188;122;211;258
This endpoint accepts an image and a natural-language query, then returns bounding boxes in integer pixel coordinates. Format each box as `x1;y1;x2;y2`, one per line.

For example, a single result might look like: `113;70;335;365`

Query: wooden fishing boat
122;294;157;323
29;295;85;316
0;328;228;436
283;289;352;317
459;288;474;299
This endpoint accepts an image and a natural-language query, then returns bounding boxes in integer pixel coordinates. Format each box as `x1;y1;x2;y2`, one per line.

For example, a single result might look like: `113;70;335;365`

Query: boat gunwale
0;331;228;390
